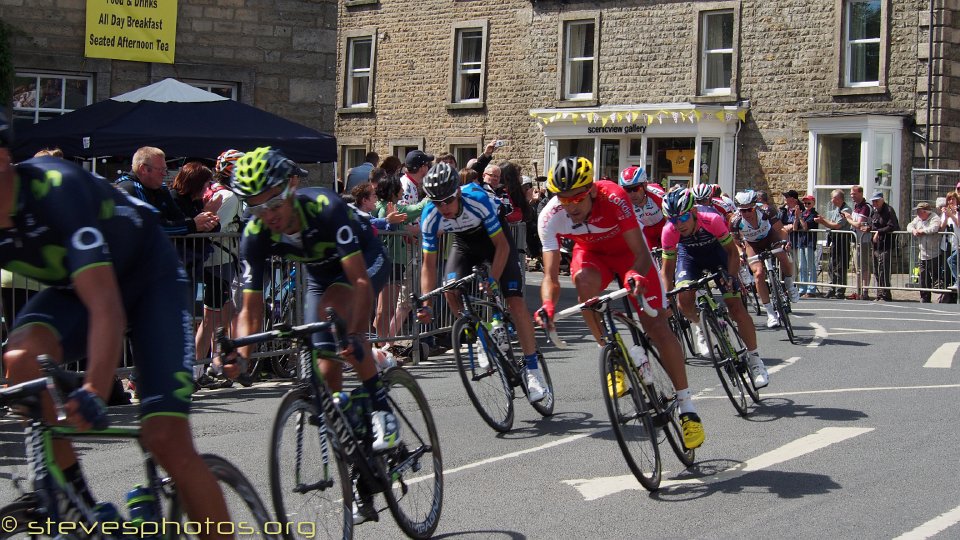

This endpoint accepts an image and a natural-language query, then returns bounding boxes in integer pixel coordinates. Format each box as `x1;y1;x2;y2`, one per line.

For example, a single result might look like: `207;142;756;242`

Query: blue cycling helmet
662;188;696;218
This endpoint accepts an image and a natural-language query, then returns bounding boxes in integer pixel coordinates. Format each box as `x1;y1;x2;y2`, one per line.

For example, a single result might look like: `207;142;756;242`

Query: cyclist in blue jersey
224;147;400;454
416;163;549;402
0;113;233;539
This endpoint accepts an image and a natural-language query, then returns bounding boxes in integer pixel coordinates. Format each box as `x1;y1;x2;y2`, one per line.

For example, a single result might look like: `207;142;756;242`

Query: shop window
451;22;488;106
699;10;734;96
12;72;93;132
343;31;376;110
560;16;599;101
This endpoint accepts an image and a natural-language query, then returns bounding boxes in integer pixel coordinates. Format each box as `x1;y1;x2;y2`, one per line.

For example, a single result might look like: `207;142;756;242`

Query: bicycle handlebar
0;355;77;423
667;271;724;296
216;308;348;356
746;239;788;264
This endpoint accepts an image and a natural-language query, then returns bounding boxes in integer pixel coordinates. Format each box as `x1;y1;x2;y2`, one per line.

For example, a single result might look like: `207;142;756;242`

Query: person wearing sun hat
907;201;942;302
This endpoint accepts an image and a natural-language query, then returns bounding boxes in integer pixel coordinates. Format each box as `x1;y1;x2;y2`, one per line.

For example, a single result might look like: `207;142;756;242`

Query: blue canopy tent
11;78;336;163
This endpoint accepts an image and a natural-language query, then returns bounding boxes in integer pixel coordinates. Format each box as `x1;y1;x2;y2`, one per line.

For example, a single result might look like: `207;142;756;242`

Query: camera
494;140;507;148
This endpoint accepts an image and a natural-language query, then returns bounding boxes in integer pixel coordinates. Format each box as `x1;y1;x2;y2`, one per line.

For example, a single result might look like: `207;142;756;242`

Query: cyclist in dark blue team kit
0;113;234;539
416;163;549;402
225;146;400;455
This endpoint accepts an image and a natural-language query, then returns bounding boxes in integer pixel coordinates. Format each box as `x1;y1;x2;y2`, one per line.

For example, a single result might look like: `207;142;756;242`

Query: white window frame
12;71;93;123
341;145;366;181
844;0;881;87
700;10;734;96
807;115;902;215
562;19;597;101
344;33;375;109
186;80;238;100
452;23;487;105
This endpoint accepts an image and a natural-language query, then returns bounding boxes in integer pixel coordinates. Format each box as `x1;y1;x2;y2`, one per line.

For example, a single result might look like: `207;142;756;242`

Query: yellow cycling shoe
607;368;628;398
679;412;705;449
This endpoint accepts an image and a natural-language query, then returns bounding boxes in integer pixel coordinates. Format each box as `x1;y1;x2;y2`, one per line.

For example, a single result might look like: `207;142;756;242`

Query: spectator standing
400;150;433;211
814;189;852;298
861;192;899;302
780;191;819;297
468;139;501;177
380;155;403;179
498;161;528;224
844;185;874;299
345;151;379;192
940;191;959;294
907;202;942;303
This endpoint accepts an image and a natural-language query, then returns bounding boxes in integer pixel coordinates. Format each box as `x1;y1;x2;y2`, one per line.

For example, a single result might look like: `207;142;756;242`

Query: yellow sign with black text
85;0;178;64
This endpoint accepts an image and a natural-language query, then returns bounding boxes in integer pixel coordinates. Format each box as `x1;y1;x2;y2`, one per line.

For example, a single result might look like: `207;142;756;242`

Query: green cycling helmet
230;146;299;198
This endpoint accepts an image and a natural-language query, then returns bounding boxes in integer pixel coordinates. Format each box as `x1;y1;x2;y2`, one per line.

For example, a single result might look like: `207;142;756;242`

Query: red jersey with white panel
538;180;640;255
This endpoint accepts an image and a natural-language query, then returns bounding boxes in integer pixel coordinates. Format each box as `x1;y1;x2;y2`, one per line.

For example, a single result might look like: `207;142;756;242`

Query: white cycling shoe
371;410;401;452
525;368;548;403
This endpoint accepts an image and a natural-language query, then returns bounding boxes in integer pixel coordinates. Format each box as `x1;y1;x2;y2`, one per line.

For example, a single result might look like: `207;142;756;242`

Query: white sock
691;322;702;334
677;388;696;415
763;302;774;313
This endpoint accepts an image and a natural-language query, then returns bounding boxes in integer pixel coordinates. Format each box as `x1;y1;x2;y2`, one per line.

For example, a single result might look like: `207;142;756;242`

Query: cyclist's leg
743;242;772;303
440;240;481;316
4;289;87;472
498;241;537;356
570;249;615;344
129;264;232;540
634;265;688;391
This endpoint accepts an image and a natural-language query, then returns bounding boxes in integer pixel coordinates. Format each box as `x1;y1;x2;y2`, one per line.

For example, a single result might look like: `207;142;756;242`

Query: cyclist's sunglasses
249;184;292;216
430;193;459;206
738;206;755;213
624;184;646;193
669;212;694;224
558;189;591;206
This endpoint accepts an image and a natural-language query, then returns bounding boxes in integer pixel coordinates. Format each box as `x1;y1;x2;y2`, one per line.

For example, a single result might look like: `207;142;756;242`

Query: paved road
2;283;959;539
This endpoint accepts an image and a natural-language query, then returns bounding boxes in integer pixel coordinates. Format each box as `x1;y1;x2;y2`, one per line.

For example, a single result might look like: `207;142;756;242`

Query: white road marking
923;342;959;369
562;427;873;500
693;383;960;399
893;503;960;539
807;323;827;348
828;328;957;336
767;356;800;375
813;317;959;324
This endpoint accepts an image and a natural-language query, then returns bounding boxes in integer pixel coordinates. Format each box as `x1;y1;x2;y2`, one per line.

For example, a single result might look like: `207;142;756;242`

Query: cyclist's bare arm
340;253;375;335
235;291;264;359
660;256;677;292
69;265;126;425
622;227;654;276
537;250;562;327
489;230;510;282
722;239;741;277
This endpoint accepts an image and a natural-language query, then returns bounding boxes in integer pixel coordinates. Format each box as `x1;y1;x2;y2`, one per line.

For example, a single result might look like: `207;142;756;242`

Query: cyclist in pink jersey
660;189;769;389
536;157;705;449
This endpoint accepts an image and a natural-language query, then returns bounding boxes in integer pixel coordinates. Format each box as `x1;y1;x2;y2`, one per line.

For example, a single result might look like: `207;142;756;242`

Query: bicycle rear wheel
599;344;661;491
701;312;750;416
269;387;351;540
451;317;514;432
381;367;444;540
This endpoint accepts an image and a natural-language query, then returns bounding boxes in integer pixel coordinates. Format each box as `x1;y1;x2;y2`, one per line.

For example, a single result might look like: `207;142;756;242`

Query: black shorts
443;232;524;297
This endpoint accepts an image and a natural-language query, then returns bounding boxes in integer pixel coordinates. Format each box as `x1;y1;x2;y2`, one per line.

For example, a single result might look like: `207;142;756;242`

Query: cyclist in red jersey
536;157;705;449
618;166;667;250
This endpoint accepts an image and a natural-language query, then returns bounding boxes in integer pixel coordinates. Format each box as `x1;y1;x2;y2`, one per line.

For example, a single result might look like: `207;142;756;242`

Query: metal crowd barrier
790;228;958;302
1;223;534;383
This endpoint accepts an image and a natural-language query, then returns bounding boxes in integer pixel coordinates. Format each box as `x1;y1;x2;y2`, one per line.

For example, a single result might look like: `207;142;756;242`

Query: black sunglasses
624;185;645;193
432;194;458;206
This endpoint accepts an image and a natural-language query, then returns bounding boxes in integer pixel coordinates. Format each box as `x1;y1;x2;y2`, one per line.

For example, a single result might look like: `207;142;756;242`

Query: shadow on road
737;397;868;423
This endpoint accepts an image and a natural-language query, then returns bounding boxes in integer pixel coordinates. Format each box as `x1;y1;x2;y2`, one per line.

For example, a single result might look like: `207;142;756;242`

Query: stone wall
336;0;950;199
1;0;338;180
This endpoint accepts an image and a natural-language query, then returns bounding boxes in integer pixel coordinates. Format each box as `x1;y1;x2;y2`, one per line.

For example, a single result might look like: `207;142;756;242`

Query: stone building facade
2;0;338;180
336;0;960;216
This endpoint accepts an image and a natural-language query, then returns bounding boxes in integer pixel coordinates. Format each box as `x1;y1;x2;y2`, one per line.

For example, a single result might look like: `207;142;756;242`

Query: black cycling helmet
0;110;11;148
423;162;460;201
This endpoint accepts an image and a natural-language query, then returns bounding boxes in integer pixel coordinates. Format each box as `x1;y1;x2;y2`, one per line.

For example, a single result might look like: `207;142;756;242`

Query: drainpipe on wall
925;0;935;168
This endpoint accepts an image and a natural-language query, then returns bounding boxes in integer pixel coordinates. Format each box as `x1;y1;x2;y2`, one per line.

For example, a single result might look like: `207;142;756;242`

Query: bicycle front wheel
529;353;555;417
381;367;444;540
643;343;696;467
0;497;53;539
600;345;661;491
451;317;514;432
702;312;749;416
269;387;352;540
770;278;796;344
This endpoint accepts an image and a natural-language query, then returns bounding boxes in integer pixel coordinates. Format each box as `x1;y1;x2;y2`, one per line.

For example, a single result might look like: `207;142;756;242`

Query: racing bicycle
747;240;796;344
0;356;275;539
417;265;554;433
217;312;443;539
